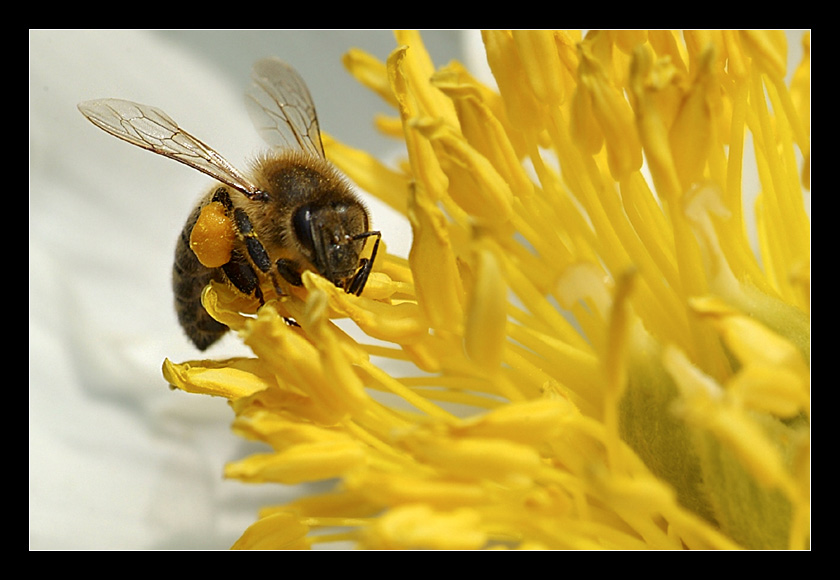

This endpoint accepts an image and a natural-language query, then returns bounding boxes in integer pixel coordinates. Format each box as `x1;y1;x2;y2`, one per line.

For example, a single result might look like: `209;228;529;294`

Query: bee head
293;202;369;286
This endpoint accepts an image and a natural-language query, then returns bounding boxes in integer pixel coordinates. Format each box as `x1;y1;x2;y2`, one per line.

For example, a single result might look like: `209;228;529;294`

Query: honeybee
78;58;381;350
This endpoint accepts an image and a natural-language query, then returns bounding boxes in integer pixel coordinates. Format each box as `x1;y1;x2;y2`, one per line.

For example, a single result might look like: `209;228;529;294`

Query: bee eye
292;204;315;252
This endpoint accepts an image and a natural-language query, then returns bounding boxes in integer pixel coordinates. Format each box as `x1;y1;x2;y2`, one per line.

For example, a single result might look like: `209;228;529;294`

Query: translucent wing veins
78;99;261;197
246;57;325;158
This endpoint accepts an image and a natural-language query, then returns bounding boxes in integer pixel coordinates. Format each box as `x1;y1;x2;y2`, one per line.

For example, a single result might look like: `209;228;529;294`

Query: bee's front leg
275;259;303;287
346;231;381;296
222;249;264;304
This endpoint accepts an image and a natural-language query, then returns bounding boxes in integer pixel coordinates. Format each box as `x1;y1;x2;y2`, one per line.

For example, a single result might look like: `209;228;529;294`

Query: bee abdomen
173;204;228;350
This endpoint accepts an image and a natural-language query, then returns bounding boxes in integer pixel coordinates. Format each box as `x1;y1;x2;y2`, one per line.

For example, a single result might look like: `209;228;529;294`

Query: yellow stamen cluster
164;30;810;549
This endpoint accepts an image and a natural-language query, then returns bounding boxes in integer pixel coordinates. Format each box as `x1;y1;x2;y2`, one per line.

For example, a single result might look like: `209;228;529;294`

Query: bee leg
347;231;382;296
275;259;303;287
211;187;233;208
233;208;273;274
222;249;263;304
272;259;302;328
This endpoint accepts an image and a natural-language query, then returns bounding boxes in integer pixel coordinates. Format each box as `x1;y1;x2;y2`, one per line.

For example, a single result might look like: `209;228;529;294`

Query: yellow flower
164;30;810;549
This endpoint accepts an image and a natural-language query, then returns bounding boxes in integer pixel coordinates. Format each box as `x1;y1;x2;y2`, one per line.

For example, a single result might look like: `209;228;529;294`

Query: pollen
190;200;236;268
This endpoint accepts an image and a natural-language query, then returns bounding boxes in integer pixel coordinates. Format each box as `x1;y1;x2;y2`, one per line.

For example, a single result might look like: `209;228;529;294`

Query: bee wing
246;58;325;159
78;99;261;197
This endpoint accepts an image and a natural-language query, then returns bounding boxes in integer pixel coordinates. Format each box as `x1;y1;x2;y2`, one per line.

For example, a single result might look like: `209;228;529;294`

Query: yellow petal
225;440;367;484
363;505;486;549
346;471;490;509
342;48;398;108
464;247;507;369
578;39;643;179
454;398;576;444
740;30;788;79
413;117;513;223
432;66;534;198
512;30;568;108
669;45;716;189
407;182;465;333
402;433;542;487
231;512;310;550
162;357;269;399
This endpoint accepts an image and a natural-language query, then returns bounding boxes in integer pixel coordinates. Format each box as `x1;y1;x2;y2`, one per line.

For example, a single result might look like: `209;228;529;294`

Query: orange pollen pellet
190;201;236;268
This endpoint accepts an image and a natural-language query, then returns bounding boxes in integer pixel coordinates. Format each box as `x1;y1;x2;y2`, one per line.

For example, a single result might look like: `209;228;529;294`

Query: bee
78;58;381;350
